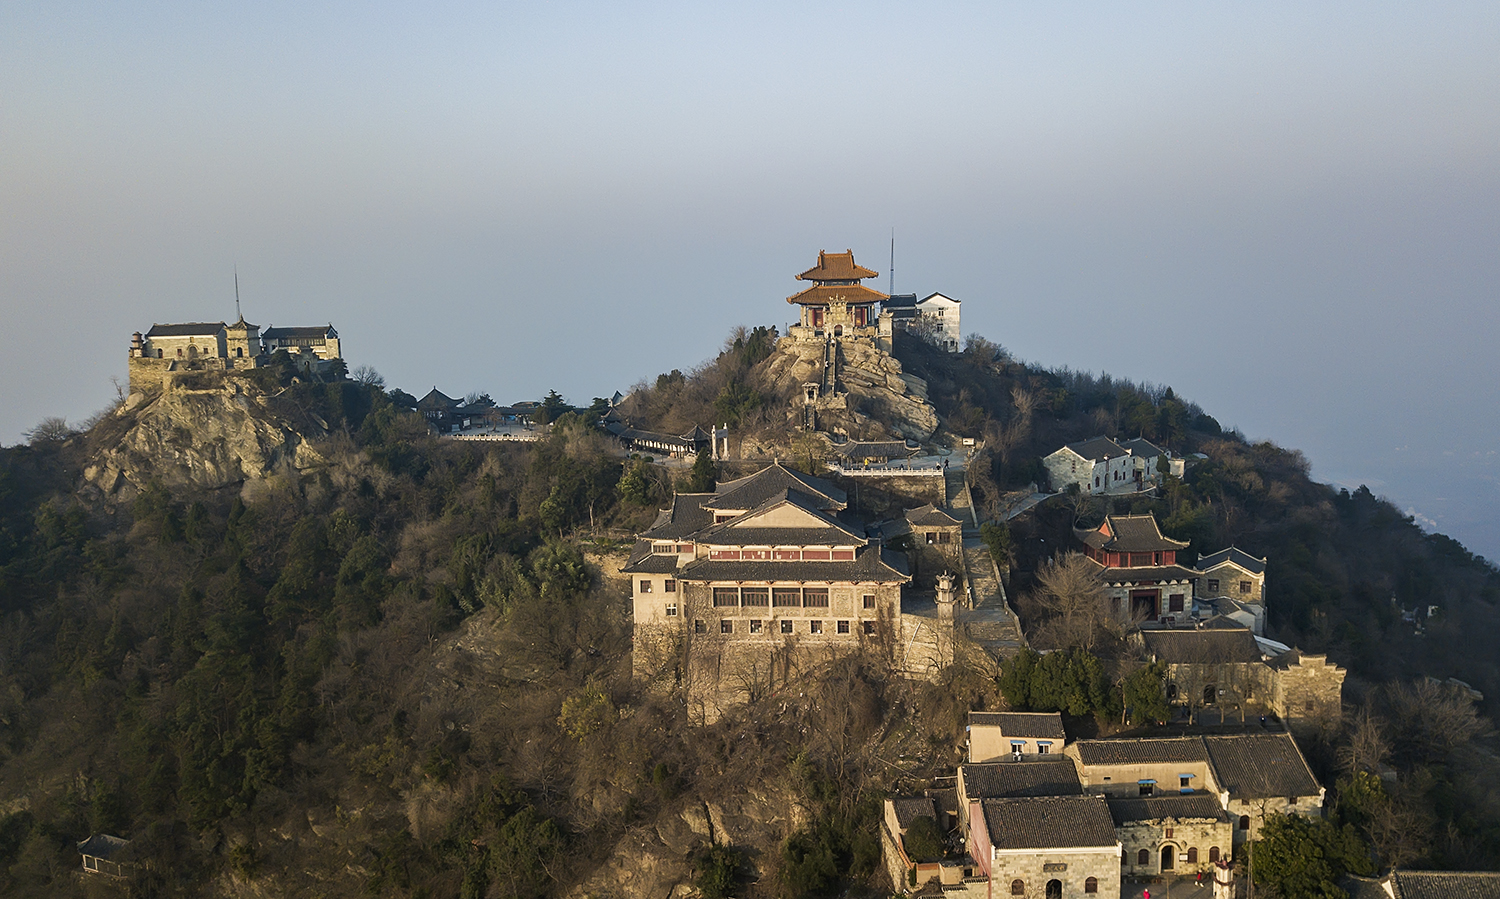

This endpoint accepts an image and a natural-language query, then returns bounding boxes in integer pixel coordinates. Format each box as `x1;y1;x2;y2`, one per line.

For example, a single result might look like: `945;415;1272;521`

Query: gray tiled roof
1197;547;1268;575
1198;614;1251;629
699;527;865;547
890;796;938;830
263;325;336;339
145;322;226;337
77;834;133;861
835;440;914;461
969;711;1066;741
906;504;963;528
1107;794;1228;825
641;494;716;540
677;545;908;584
1343;876;1394;899
961;761;1081;799
620;541;682;575
1085;559;1201;584
706;463;846;512
697;489;865;547
616;427;698;450
1077;515;1190;552
1073;737;1209;767
1142;629;1263;664
979;795;1118;850
1203;734;1321;799
1061;436;1130;462
1120;437;1165;458
1394;871;1500;899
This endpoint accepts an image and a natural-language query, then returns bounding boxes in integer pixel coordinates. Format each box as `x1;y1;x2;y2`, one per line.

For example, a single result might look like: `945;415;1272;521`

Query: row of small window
710;587;879;609
676;616;876;636
1130;845;1224;867
706;548;856;561
1205;578;1254;594
1135;776;1194;796
638;579;676;593
651;542;694;554
1009;878;1097;895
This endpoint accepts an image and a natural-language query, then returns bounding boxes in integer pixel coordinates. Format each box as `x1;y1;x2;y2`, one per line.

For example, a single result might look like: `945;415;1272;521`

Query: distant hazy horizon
4;2;1497;560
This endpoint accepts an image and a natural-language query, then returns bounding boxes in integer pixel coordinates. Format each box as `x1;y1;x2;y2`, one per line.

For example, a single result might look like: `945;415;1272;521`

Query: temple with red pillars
1076;514;1200;626
786;249;889;340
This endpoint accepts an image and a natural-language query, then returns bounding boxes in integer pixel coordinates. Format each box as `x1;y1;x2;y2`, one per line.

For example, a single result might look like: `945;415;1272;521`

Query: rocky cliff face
82;379;330;502
759;336;941;440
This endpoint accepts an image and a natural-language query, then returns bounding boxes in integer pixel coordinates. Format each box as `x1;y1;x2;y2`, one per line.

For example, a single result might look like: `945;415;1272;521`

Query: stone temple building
128;317;342;392
785;249;888;340
626;462;968;704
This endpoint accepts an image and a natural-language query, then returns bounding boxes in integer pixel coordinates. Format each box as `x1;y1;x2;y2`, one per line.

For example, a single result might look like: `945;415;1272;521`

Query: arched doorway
1046;879;1062;899
1203;685;1217;705
1162;845;1176;871
834;325;843;337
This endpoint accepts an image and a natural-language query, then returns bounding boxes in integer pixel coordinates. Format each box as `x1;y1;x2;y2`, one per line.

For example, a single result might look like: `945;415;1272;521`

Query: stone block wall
1271;654;1346;735
986;847;1122;899
1198;562;1265;605
1164;662;1276;712
1043;451;1091;495
1118;818;1232;877
1225;794;1324;845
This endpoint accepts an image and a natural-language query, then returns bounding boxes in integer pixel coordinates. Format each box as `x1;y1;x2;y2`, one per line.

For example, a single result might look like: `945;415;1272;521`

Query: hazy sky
4;2;1498;559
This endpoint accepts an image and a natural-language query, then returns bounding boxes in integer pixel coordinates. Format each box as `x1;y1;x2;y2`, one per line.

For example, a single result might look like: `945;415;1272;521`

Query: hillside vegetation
0;333;1497;895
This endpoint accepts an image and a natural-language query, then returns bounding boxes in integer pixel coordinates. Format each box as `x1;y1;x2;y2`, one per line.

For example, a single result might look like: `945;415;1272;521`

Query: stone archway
1162;845;1176;871
1046;879;1062;899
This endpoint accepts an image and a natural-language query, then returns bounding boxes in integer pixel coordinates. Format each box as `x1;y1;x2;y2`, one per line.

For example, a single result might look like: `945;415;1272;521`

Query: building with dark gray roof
978;795;1119;850
968;711;1067;762
627;462;928;685
1346;871;1500;899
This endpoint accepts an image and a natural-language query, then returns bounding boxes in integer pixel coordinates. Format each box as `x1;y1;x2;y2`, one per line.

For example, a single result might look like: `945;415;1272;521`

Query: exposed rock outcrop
81;379;330;502
760;335;940;440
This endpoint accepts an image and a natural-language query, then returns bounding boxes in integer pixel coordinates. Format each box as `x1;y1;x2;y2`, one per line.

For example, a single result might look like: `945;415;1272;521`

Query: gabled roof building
1044;435;1172;495
786;249;888;339
1076;514;1199;626
626;463;921;692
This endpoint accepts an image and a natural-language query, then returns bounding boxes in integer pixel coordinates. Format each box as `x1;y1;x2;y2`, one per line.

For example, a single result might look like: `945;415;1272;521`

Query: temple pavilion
787;250;889;339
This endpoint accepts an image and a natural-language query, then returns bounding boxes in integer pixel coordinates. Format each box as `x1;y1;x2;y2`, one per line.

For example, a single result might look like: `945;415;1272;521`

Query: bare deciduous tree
1027;552;1116;651
24;416;74;445
351;365;385;388
1337;703;1390;775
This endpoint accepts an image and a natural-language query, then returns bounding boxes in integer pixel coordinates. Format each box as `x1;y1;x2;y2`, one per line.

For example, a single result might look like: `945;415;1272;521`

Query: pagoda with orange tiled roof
787;249;888;336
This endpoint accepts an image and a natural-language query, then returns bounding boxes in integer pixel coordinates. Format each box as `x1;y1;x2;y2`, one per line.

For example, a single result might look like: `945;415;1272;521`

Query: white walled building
915;292;961;352
1044;437;1133;495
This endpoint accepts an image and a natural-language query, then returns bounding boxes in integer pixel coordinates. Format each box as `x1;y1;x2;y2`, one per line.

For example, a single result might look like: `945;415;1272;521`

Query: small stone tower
224;316;261;365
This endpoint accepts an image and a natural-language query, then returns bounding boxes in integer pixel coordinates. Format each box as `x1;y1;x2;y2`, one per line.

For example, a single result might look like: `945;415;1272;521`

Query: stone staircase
958;535;1026;658
944;466;977;530
942;463;1026;658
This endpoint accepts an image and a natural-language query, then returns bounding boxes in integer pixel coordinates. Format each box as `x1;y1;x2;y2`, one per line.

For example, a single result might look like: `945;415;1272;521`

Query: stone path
958;535;1025;658
944;466;978;530
1003;491;1054;521
934;453;1027;658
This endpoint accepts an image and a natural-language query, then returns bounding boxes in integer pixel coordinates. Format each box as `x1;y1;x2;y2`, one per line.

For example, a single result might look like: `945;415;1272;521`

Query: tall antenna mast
889;228;895;297
234;266;241;321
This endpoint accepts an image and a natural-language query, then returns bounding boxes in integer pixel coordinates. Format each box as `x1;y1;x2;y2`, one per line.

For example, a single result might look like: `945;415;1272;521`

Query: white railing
827;463;944;478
